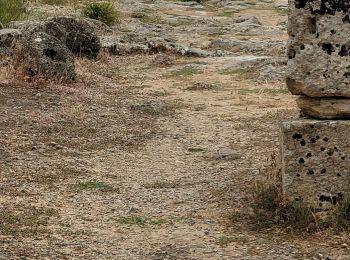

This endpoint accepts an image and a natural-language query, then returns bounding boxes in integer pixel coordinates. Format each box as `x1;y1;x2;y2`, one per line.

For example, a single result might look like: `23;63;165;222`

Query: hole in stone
321;168;326;173
308;17;317;33
321;43;334;55
300;44;305;50
343;14;350;23
332;196;338;205
307;170;314;175
299;158;305;164
44;49;58;60
293;133;302;139
300;140;306;146
341;156;346;160
337;173;342;177
296;173;300;177
319;195;332;203
321;88;325;91
316;33;319;38
331;29;336;35
306;153;312;158
310;125;314;129
334;147;338;151
321;146;326;151
310;137;317;143
339;45;349;56
288;48;296;59
323;137;329;142
344;72;350;78
327;149;334;156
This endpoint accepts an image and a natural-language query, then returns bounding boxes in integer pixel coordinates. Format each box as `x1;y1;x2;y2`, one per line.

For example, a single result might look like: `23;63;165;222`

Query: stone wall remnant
282;0;350;208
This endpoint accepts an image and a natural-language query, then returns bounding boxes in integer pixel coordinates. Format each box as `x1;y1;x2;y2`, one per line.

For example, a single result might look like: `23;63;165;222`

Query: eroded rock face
51;17;100;58
281;120;350;209
287;0;350;97
12;31;75;81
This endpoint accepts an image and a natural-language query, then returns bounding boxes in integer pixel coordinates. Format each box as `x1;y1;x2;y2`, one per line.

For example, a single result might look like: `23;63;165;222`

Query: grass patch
116;215;186;226
237;87;289;96
82;1;120;25
275;7;288;16
167;67;203;78
74;180;117;192
0;204;58;236
0;0;26;26
188;147;205;153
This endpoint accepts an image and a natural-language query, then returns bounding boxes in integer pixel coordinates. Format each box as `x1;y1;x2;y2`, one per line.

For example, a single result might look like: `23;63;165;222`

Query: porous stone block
287;0;350;98
280;120;350;209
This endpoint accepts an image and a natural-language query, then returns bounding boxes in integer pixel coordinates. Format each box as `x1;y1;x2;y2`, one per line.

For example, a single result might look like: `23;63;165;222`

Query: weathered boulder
9;20;66;43
297;96;350;119
286;0;350;97
51;17;100;58
12;31;75;81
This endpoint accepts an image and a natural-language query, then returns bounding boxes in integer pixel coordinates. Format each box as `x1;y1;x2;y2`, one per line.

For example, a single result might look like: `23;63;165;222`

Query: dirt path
1;0;350;259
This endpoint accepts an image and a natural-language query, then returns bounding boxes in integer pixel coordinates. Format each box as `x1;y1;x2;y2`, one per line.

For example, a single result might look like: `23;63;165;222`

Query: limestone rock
281;120;350;209
297;96;350;119
286;0;350;97
51;17;100;58
12;31;75;81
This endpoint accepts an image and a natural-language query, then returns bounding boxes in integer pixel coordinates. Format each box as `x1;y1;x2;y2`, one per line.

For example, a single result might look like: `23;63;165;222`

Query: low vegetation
251;154;350;232
82;1;120;25
0;0;26;26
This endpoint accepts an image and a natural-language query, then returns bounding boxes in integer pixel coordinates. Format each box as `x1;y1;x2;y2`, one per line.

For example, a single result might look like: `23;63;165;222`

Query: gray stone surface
12;31;75;81
297;96;350;119
286;0;350;98
280;120;350;209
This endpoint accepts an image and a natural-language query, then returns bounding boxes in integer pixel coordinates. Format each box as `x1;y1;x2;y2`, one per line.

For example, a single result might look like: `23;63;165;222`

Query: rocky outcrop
51;17;101;58
12;31;75;81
